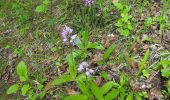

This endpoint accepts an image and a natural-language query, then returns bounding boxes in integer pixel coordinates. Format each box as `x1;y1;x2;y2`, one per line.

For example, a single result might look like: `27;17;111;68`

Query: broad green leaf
7;84;19;94
88;80;104;100
87;43;104;50
74;37;84;49
126;92;133;100
135;93;142;100
66;53;77;78
35;4;47;13
100;81;119;95
17;61;28;81
135;50;150;81
103;44;116;59
21;84;30;96
105;89;119;100
52;74;74;85
159;60;170;69
161;69;170;78
142;68;150;78
76;80;90;95
64;94;88;100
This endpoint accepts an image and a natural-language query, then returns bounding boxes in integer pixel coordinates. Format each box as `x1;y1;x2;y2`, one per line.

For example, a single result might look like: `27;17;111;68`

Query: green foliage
21;84;30;96
105;89;119;100
126;92;133;100
66;53;77;78
76;80;91;96
100;81;119;95
64;94;88;100
114;2;133;36
88;80;104;100
142;68;150;78
103;44;116;60
2;0;170;99
167;80;170;93
7;61;46;99
52;74;74;85
161;69;170;78
17;61;29;81
100;71;110;80
135;49;150;81
159;60;170;69
35;0;49;13
7;84;19;94
73;29;104;59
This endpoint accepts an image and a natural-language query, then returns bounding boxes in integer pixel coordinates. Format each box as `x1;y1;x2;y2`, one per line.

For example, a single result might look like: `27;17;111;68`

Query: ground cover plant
0;0;170;99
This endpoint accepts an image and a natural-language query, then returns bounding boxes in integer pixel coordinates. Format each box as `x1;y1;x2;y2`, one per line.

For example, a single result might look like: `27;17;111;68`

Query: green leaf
168;80;170;93
35;4;47;13
72;50;83;59
135;50;150;81
88;80;104;100
161;69;170;78
87;42;104;50
105;89;119;100
66;53;77;78
82;29;89;47
21;84;30;96
159;60;170;69
122;29;130;36
52;74;74;85
7;84;19;94
142;68;150;78
74;37;84;49
76;73;87;81
76;80;90;95
100;71;110;80
43;0;49;5
135;93;142;100
39;91;46;99
100;81;119;95
103;44;116;59
64;94;88;100
37;84;44;90
17;61;28;81
126;92;133;100
114;2;124;10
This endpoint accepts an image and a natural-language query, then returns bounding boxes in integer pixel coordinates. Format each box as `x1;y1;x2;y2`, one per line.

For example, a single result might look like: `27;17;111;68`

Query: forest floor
0;0;170;100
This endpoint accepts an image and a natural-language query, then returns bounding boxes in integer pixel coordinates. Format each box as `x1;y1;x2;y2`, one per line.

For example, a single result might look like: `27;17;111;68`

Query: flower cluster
78;62;95;76
60;25;79;46
83;0;95;6
61;25;73;43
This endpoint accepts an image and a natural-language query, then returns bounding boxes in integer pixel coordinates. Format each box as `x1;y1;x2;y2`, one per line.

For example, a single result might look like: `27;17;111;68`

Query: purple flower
78;62;89;72
61;25;73;43
78;64;84;72
85;68;94;76
78;61;95;77
70;34;77;46
86;71;91;76
83;0;95;6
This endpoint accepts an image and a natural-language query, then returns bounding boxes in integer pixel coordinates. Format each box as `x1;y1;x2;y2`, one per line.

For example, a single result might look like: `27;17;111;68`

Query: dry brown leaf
51;52;59;61
95;76;102;86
